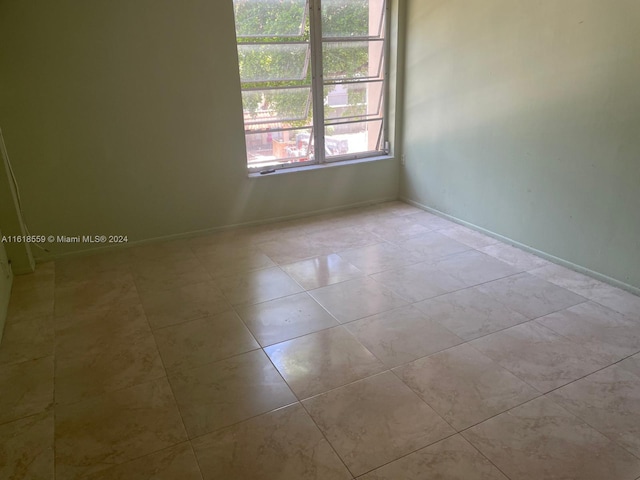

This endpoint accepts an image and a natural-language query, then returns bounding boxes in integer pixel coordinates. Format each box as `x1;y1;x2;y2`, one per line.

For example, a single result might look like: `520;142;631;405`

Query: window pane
238;44;310;83
324;119;383;159
234;0;307;38
242;87;312;125
245;127;314;168
324;81;383;121
322;40;384;80
321;0;385;38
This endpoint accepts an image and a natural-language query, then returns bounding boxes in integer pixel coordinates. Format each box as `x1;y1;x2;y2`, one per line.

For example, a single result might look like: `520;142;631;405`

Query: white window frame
233;0;391;173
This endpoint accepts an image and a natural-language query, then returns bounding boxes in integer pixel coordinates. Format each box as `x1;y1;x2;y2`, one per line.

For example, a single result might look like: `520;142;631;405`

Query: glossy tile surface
431;250;519;287
360;434;508;480
0;356;54;424
346;305;463;367
236;292;338;346
398;231;472;261
84;443;203;480
55;303;165;405
0;315;54;366
3;201;640;480
265;326;385;398
371;261;466;302
537;301;640;361
310;276;408;323
281;253;364;290
464;397;640;480
471;321;614;392
169;349;296;437
192;404;351;480
337;242;421;274
548;364;640;458
55;378;187;479
214;266;303;305
153;310;259;374
0;412;54;480
139;280;231;329
414;288;529;340
303;372;454;476
479;243;549;271
394;343;539;430
476;272;586;319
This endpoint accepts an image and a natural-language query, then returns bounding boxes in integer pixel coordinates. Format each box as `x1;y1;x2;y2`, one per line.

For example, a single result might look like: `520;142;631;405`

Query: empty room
1;0;639;479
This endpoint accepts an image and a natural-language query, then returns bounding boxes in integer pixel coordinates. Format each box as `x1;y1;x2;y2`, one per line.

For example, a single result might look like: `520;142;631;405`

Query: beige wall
402;0;640;291
0;0;399;259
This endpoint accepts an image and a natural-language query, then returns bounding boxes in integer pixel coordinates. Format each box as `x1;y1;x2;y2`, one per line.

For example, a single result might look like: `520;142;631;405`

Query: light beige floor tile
437;225;501;249
530;264;640;320
198;249;276;278
154;311;259;374
309;277;408;323
55;251;130;286
188;229;253;251
54;270;139;321
11;261;54;287
132;255;211;293
127;239;193;262
528;263;611;297
265;326;385;399
370;262;466;303
405;211;457;230
215;267;304;306
360;215;432;243
587;285;640;321
394;343;539;430
376;201;423;216
476;272;586;319
0;315;54;366
169;349;296;438
0;411;54;480
192;403;351;480
337;242;422;275
548;364;640;458
84;442;203;480
346;306;463;368
430;250;519;287
414;288;529;341
257;234;331;264
55;303;165;405
6;285;54;323
281;253;364;290
537;301;640;361
360;434;508;480
0;356;54;424
303;371;454;476
463;397;640;480
470;322;615;393
619;353;640;378
306;225;380;251
55;378;187;480
139;280;231;329
479;243;550;271
236;292;339;346
398;231;471;262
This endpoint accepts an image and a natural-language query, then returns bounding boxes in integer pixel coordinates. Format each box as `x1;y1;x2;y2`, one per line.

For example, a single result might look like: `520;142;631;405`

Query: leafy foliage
233;0;377;127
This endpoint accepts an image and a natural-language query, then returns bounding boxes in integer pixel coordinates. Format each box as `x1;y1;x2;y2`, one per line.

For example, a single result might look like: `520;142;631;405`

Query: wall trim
33;196;399;263
400;197;640;297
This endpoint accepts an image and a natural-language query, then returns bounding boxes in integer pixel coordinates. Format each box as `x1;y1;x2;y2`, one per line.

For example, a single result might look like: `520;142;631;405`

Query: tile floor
2;201;640;479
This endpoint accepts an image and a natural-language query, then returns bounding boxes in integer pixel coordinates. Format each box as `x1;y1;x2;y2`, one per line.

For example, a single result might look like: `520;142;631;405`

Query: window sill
247;154;396;178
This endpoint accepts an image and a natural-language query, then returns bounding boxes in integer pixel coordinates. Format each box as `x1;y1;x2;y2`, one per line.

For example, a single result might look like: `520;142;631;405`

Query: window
233;0;389;171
